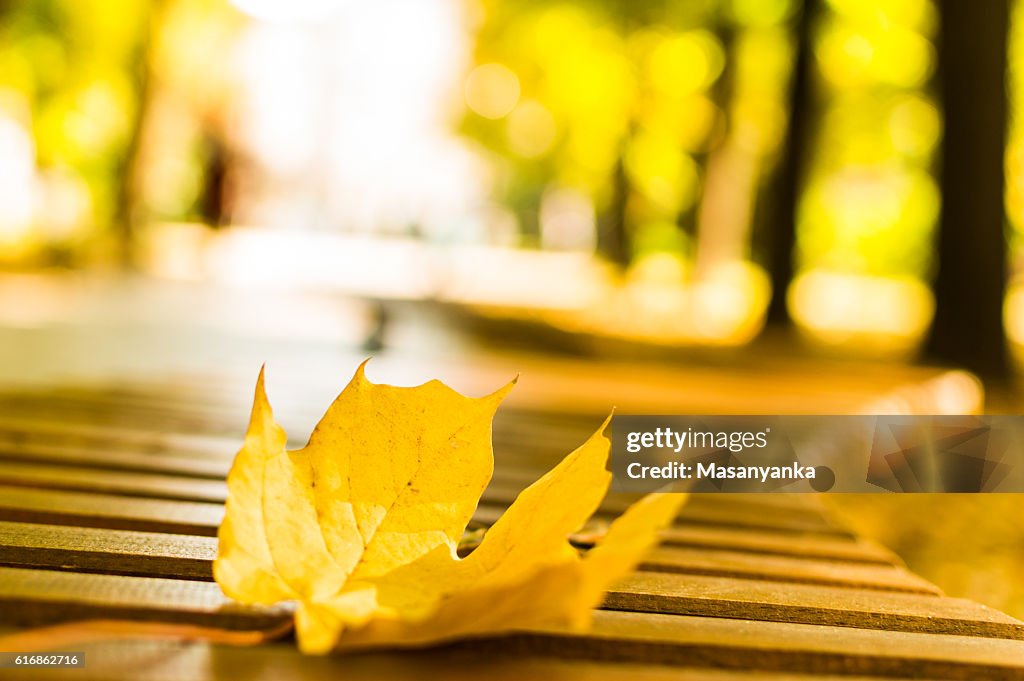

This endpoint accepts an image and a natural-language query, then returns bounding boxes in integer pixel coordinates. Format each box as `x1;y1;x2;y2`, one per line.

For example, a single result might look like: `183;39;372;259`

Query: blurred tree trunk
927;0;1009;378
113;0;165;269
764;0;816;325
597;152;630;267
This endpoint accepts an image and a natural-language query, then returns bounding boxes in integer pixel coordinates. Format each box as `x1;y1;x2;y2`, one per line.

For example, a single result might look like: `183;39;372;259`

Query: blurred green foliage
1008;0;1024;257
0;0;153;259
0;0;240;265
796;0;940;280
461;0;797;265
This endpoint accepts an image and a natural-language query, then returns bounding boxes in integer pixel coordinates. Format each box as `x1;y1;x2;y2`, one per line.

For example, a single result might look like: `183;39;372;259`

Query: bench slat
605;573;1023;640
7;638;910;681
481;505;897;565
0;521;215;580
0;483;895;566
0;451;844;537
0;458;875;554
642;547;940;595
0;569;1022;678
0;417;235;459
0;442;229;478
500;610;1024;678
656;526;897;565
0;462;228;504
483;481;845;536
0;520;936;599
0;523;985;640
0;567;290;631
0;485;222;536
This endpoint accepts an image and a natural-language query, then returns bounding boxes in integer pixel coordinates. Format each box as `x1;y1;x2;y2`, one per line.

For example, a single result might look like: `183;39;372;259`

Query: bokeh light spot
465;62;521;120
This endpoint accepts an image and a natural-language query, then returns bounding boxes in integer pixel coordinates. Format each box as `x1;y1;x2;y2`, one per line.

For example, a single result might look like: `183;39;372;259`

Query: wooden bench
0;379;1022;680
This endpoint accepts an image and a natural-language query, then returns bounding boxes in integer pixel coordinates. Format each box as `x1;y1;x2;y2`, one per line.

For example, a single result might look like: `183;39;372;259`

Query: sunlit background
1;0;1024;619
0;0;947;351
792;0;939;352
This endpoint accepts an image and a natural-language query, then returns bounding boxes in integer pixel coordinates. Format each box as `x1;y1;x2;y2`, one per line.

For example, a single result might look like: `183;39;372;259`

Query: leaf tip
343;359;376;395
246;363;284;443
482;375;518;406
252;364;270;411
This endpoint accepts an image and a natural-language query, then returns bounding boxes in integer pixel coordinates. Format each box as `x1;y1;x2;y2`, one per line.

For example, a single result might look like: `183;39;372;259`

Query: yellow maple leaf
214;363;685;654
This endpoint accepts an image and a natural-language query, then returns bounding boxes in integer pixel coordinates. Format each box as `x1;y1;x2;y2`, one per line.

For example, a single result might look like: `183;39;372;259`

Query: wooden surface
641;547;942;595
0;376;1021;680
